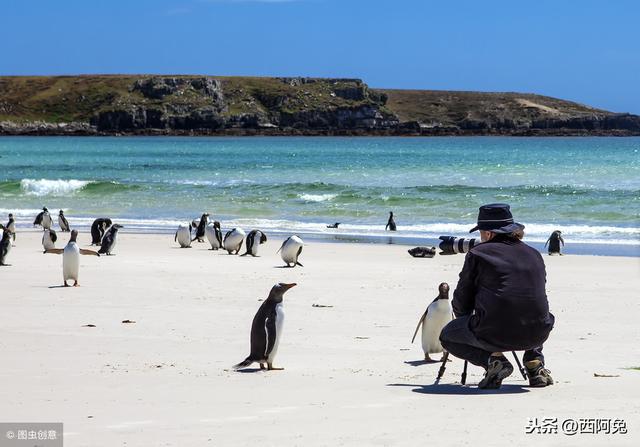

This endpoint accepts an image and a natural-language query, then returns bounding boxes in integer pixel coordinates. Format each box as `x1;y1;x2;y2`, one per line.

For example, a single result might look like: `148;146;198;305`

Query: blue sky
2;0;639;113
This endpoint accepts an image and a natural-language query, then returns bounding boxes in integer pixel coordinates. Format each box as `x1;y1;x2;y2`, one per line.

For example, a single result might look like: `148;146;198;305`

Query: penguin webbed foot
259;363;266;370
267;364;284;371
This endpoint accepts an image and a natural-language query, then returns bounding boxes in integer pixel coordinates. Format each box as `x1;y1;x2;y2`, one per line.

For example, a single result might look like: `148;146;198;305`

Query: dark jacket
453;235;554;351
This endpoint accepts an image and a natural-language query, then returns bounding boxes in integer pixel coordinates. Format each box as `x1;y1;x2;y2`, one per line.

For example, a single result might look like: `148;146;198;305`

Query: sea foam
20;179;91;196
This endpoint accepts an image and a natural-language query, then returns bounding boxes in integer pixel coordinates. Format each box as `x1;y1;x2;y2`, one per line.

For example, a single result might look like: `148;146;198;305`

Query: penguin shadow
404;359;441;366
387;383;530;395
48;285;70;289
235;368;269;374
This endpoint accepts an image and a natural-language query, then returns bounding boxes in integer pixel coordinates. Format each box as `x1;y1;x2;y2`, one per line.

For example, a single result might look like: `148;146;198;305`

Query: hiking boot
478;355;514;389
525;360;554;387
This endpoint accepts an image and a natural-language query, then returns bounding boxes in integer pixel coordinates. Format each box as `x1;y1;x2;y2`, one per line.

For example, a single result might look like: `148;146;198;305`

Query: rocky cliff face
1;75;639;135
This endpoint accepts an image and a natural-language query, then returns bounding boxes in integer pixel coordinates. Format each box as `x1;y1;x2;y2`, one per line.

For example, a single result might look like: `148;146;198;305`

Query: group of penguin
175;213;305;268
1;208;123;287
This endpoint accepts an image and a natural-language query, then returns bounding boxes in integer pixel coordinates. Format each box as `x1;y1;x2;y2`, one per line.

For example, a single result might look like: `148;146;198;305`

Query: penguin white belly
280;236;303;264
268;303;285;363
248;238;259;255
110;236;118;252
42;233;55;250
225;229;245;251
8;222;16;232
421;300;453;354
176;226;191;247
63;243;80;281
42;214;53;230
205;224;221;249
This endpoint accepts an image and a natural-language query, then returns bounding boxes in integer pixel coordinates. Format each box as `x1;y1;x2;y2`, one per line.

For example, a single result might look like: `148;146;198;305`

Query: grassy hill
1;75;638;135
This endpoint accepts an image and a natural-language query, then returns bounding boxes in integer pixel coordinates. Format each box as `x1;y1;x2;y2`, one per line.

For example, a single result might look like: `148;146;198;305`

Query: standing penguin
234;282;297;371
545;230;565;255
192;213;209;243
205;221;223;250
385;211;397;231
5;213;16;243
44;230;100;287
34;207;53;230
277;235;304;267
0;226;12;266
223;228;246;255
175;223;192;248
58;210;70;232
99;224;123;255
42;228;58;251
411;282;454;362
90;218;112;245
241;230;267;257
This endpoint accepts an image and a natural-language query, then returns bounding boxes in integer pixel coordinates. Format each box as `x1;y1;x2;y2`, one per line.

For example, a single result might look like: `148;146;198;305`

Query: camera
438;236;480;255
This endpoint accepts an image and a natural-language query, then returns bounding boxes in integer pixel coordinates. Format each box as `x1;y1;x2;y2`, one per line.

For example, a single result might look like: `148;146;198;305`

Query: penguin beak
282;283;297;291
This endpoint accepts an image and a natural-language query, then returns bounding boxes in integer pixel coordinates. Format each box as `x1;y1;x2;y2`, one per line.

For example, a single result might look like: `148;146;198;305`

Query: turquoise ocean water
1;136;638;255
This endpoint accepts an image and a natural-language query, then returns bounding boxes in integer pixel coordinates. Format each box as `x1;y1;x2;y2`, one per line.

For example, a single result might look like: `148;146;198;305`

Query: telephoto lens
438;236;480;255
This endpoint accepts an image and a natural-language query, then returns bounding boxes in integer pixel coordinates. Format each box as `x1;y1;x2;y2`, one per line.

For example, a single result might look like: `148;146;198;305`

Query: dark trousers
439;316;545;369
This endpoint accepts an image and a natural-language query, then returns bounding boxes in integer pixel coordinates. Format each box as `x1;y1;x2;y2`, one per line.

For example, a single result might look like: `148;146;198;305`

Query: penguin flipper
411;310;428;343
264;315;278;357
80;249;100;256
276;237;290;254
44;248;64;255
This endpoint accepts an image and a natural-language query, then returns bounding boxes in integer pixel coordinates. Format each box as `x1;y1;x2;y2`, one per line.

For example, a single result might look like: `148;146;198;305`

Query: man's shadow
388;383;530;395
404;359;441;366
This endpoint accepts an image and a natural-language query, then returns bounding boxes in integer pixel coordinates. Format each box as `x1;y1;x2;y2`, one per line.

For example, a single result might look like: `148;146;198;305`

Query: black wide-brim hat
469;203;525;234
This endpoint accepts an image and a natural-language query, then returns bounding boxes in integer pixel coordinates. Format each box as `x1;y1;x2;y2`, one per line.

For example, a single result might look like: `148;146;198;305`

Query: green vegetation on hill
0;75;638;135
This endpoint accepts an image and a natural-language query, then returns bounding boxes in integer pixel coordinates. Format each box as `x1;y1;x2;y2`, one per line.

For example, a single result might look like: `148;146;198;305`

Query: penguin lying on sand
411;282;454;362
234;283;297;371
408;246;436;258
45;230;100;287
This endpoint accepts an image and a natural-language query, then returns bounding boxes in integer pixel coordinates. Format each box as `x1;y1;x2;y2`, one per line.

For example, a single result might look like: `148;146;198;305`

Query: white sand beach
1;230;638;446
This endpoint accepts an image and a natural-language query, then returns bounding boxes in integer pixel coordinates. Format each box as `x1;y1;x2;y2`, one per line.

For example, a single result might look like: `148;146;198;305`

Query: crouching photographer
439;203;555;389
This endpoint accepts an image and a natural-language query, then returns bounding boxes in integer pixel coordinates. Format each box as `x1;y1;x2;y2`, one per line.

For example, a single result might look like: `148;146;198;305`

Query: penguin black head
438;282;450;299
43;207;48;212
8;214;13;219
260;232;268;244
59;210;64;215
112;224;124;231
267;283;297;303
70;229;79;242
213;221;221;228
